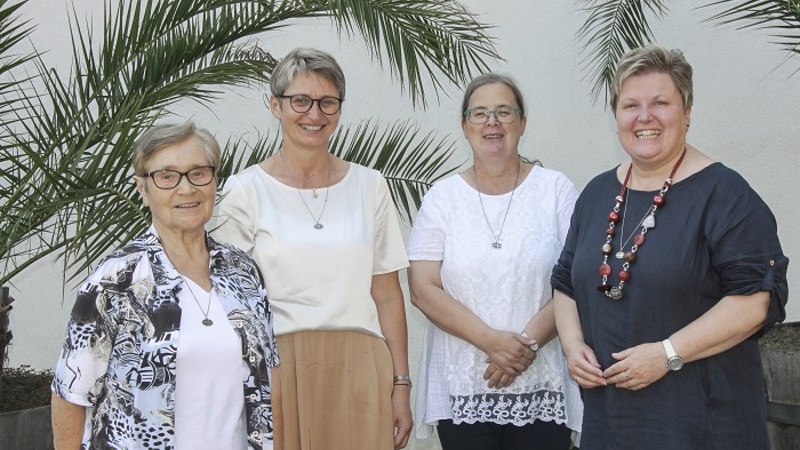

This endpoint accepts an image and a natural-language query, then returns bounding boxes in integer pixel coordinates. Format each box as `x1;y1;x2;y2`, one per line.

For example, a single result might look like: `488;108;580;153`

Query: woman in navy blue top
551;45;788;450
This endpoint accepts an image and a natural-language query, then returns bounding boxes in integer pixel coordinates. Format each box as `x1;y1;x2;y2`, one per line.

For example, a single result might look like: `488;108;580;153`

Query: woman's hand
391;385;413;449
483;361;519;389
564;341;606;389
604;342;669;391
481;330;535;376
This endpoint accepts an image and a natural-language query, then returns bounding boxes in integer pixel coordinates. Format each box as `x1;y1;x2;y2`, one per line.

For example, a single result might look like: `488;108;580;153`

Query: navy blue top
551;162;788;450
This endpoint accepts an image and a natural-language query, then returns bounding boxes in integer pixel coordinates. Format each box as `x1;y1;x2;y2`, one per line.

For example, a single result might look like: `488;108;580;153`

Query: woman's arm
409;260;534;376
604;292;769;390
51;394;85;450
371;271;412;449
554;289;605;387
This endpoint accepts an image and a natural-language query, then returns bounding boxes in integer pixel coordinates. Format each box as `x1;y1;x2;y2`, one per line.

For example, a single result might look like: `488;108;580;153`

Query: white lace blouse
407;165;583;438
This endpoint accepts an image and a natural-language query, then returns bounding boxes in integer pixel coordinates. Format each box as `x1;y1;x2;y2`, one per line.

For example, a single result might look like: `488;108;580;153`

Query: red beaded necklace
598;147;687;300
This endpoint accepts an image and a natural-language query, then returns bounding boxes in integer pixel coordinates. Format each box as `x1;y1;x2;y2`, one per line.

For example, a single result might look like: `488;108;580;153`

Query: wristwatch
520;332;539;352
662;339;684;371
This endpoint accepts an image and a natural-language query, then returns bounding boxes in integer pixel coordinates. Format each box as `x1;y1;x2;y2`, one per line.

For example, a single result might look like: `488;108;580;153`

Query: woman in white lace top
407;73;583;449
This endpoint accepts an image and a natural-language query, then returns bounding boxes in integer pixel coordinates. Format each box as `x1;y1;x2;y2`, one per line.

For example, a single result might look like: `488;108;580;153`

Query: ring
624;370;631;380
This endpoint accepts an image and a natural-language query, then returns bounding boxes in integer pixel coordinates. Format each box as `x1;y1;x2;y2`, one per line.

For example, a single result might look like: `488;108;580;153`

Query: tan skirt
272;330;394;450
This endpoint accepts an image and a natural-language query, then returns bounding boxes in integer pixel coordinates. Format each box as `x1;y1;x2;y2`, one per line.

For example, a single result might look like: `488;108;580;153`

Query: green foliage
577;0;800;103
0;365;53;413
0;0;499;285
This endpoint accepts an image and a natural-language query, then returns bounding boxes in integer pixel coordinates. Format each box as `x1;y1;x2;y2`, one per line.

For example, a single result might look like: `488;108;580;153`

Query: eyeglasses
142;166;216;190
464;106;521;124
277;94;342;115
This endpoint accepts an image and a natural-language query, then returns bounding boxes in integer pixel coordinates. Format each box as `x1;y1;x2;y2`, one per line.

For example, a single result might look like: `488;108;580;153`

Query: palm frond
704;0;800;59
577;0;669;104
309;0;499;106
0;0;496;285
329;120;461;222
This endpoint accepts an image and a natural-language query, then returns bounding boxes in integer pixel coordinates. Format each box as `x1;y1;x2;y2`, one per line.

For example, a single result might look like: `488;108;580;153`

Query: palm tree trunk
0;286;13;397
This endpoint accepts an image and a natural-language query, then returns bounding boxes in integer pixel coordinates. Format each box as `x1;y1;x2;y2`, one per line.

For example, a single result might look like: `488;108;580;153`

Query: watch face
668;357;684;371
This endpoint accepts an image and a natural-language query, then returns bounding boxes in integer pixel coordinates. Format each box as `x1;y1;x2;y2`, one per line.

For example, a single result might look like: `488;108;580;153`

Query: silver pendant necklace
279;150;330;230
615;175;656;259
181;275;213;326
473;158;521;249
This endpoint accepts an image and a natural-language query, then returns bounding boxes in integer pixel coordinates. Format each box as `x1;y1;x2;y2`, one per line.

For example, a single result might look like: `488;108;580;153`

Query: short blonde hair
610;45;693;113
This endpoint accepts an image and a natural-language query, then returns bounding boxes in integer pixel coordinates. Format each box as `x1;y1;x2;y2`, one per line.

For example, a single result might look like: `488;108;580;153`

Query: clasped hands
481;330;537;389
566;341;669;391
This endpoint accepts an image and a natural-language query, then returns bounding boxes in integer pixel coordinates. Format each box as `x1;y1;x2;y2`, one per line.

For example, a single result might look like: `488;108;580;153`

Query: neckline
257;161;352;191
615;161;719;193
458;163;539;197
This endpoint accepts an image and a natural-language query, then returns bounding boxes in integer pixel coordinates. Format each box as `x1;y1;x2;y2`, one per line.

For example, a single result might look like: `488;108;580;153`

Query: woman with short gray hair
214;48;412;449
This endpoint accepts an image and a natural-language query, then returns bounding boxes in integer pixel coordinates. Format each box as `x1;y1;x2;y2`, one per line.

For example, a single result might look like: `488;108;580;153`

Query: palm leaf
0;0;496;285
704;0;800;61
577;0;669;104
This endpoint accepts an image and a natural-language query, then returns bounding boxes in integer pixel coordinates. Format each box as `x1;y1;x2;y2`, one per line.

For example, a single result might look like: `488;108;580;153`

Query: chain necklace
279;150;330;230
473;157;521;249
181;275;213;326
615;174;656;259
598;147;687;300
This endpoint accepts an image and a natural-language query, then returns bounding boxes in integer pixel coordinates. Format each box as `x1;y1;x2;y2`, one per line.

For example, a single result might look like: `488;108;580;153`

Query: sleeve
706;177;789;330
211;174;256;255
51;267;117;406
550;189;589;300
372;174;409;274
406;182;448;262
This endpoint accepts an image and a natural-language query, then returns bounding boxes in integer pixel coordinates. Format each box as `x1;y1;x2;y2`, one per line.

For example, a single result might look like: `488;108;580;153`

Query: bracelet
393;374;413;388
520;332;539;352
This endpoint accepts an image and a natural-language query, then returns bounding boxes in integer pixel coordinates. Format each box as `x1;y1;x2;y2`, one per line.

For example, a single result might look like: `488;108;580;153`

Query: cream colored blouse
212;162;408;337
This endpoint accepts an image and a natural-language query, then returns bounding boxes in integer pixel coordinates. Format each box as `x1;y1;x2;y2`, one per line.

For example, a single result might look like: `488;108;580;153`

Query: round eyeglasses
278;94;342;115
464;106;521;124
142;166;216;190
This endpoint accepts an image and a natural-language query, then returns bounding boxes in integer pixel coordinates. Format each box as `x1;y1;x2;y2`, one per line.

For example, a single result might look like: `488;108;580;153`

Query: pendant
605;287;623;300
492;242;502;249
642;213;656;229
202;318;214;326
615;251;625;259
312;190;318;199
314;223;324;230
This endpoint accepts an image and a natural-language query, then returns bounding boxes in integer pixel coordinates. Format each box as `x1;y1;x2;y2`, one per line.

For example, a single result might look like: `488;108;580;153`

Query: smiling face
462;82;527;162
270;71;341;152
135;136;216;236
615;71;691;168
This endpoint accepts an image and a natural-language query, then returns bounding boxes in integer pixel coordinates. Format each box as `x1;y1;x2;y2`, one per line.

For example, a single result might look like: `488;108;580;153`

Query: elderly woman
407;73;582;450
213;47;412;449
50;122;279;450
552;45;789;449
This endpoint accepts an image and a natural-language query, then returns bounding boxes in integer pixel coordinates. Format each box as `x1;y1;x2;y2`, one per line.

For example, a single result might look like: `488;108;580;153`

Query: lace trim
449;390;567;426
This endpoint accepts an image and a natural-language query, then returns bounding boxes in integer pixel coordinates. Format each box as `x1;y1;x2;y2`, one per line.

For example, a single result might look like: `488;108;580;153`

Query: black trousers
437;418;572;450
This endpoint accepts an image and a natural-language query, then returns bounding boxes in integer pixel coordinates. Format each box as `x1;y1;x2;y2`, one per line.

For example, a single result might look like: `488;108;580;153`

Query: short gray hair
270;47;346;101
132;121;220;175
460;73;527;121
610;45;693;113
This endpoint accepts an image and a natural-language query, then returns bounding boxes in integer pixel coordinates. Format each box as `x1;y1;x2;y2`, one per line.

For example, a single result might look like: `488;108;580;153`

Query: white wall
6;2;800;449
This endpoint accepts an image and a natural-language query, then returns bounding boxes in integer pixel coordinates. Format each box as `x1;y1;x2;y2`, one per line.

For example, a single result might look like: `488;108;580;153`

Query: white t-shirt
212;162;408;337
407;165;583;438
175;278;247;450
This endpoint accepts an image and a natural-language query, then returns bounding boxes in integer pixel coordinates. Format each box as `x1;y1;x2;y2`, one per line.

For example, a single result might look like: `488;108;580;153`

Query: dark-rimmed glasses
277;94;342;115
464;106;521;124
141;166;216;189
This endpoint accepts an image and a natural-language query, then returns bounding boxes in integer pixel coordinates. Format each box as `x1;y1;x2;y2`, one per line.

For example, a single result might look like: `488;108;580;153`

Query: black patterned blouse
52;227;279;450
